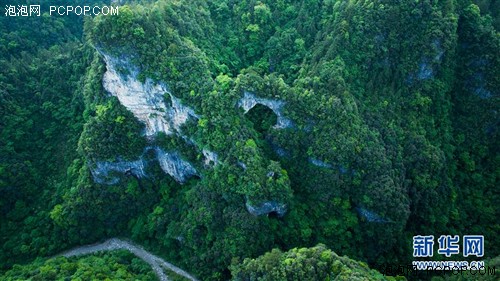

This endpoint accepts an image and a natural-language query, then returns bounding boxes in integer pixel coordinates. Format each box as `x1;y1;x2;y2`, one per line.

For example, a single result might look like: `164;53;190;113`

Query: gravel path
59;238;198;281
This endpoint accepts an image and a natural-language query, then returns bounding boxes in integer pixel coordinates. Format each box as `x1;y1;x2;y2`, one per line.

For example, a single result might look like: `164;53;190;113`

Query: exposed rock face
91;53;202;185
237;161;247;170
91;159;147;185
355;207;389;223
474;87;493;99
267;136;289;158
246;200;287;217
102;55;171;135
432;39;444;62
101;54;198;136
155;147;198;184
308;157;349;174
90;147;198;185
273;146;288;157
309;157;333;169
407;40;444;83
202;148;219;166
239;92;293;129
417;61;434;80
168;94;200;132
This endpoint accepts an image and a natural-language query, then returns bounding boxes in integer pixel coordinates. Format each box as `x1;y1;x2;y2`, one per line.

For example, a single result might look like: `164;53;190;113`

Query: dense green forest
0;0;498;280
1;251;156;281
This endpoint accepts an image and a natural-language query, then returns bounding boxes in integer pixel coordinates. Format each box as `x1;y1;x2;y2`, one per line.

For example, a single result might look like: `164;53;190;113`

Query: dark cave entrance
246;104;278;135
245;104;281;161
190;174;202;181
268;211;280;219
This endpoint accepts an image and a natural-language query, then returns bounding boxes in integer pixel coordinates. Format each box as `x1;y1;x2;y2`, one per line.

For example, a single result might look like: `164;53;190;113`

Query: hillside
0;0;498;280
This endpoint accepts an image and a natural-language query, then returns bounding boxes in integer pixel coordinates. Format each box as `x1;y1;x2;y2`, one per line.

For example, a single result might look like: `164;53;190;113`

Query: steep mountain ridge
0;0;498;280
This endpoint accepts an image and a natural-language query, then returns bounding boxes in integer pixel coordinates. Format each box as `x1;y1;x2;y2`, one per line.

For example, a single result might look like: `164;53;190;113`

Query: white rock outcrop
406;40;445;83
90;53;203;185
101;54;198;136
308;157;350;174
155;147;198;184
355;207;389;223
91;159;147;185
238;92;293;129
246;200;287;217
308;157;333;169
417;61;434;80
90;147;198;185
202;148;219;166
169;94;199;132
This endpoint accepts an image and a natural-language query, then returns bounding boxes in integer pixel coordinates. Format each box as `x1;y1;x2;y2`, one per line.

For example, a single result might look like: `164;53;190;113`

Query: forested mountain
0;0;498;280
2;251;157;281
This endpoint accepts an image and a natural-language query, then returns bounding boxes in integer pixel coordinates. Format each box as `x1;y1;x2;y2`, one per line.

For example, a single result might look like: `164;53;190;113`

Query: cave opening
245;104;282;161
190;174;201;181
268;211;280;219
246;104;278;135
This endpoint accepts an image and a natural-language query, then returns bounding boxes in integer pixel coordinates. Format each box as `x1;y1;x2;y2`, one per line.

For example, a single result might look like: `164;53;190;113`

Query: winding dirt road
59;238;198;281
